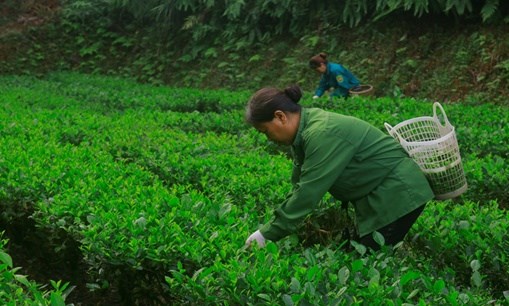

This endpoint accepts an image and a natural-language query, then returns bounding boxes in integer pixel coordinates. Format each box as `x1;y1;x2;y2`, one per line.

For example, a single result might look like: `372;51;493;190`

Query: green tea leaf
470;259;481;271
306;265;319;281
471;271;482;288
218;202;232;218
407;288;420;299
368;267;380;287
433;279;445;293
303;249;317;265
350;241;366;256
0;251;13;268
282;294;294;306
257;293;271;301
50;292;66;306
400;270;419;286
14;274;31;287
372;231;385;246
266;242;278;254
338;266;350;285
351;259;364;272
290;277;301;293
338;286;347;296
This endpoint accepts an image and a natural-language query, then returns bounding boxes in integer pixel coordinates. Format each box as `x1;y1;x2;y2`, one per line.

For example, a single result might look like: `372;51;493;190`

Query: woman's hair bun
284;85;302;103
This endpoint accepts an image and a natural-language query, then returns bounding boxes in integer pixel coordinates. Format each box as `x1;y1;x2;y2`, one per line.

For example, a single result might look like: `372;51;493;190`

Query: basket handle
384;122;402;143
433;102;452;129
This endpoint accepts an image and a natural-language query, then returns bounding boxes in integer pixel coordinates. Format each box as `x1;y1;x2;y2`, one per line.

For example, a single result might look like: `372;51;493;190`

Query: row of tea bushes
0;72;251;113
0;99;291;207
412;200;509;300
0;73;508;303
2;84;507;209
165;214;501;305
462;152;508;206
2;72;508;161
0;101;291;302
3;71;508;141
316;96;509;162
0;127;504;304
0;233;71;305
2;75;507;207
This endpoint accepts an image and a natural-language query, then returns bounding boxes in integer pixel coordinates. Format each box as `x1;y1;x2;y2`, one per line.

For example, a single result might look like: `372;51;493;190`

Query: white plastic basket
384;102;467;200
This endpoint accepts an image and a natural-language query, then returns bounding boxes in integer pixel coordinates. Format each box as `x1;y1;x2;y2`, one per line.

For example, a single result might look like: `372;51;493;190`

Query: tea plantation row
0;72;507;304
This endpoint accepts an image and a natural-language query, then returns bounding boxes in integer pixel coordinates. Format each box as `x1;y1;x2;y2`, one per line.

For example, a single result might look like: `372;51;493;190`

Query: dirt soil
1;216;124;305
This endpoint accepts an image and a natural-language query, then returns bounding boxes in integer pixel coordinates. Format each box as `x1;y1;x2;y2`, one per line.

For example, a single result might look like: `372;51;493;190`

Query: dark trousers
359;204;426;251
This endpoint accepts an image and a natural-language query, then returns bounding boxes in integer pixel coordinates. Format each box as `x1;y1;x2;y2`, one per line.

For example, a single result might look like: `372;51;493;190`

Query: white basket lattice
384;102;467;200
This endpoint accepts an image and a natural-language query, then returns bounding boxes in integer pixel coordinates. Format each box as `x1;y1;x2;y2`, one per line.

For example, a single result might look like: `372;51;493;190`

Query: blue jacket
314;62;360;97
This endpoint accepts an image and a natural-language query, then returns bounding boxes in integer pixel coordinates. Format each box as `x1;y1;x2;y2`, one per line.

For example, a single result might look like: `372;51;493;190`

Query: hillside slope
0;2;508;105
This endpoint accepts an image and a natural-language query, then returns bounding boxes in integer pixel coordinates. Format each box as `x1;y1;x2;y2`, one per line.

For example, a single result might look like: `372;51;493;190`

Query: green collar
292;108;308;148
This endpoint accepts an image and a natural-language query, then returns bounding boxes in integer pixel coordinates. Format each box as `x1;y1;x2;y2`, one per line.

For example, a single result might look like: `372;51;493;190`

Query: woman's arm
260;132;357;241
314;76;329;97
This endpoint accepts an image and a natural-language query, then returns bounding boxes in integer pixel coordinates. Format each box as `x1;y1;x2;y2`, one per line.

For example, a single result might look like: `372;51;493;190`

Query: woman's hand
245;230;266;247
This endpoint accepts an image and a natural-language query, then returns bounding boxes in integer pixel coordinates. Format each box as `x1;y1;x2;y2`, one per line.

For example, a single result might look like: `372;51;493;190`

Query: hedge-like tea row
0;73;250;113
0;73;508;304
412;200;509;298
0;131;503;304
1;72;507;205
2;72;508;160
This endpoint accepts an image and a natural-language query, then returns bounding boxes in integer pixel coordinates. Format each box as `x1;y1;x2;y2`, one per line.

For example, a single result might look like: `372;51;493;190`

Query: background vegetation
0;0;508;104
0;72;508;304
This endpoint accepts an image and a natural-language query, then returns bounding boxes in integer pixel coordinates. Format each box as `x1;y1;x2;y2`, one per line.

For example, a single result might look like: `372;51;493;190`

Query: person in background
309;52;360;99
244;85;434;251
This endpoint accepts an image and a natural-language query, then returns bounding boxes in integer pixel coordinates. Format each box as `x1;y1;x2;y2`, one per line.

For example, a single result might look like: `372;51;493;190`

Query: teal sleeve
314;76;328;97
260;132;357;241
342;68;360;87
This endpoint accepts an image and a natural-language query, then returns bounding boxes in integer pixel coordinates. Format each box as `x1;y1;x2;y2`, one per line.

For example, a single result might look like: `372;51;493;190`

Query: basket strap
384;122;402;143
433;102;452;129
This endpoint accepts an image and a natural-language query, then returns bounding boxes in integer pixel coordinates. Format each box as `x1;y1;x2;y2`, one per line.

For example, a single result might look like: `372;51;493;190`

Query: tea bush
0;72;508;304
412;200;509;298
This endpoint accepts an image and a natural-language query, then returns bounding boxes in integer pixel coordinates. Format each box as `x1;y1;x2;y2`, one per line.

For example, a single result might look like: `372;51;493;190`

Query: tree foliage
61;0;509;37
3;0;508;103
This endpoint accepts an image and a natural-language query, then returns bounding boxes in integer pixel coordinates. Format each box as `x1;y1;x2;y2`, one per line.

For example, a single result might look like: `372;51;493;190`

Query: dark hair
309;52;328;69
245;85;302;124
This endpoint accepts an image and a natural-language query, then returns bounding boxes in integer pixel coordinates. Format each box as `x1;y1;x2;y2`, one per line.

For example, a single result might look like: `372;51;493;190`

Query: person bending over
244;85;433;251
309;52;360;99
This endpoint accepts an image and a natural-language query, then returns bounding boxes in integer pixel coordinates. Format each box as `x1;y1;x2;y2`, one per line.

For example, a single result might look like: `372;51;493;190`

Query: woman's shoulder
303;108;345;132
306;107;342;119
328;62;345;69
300;109;353;146
306;108;368;131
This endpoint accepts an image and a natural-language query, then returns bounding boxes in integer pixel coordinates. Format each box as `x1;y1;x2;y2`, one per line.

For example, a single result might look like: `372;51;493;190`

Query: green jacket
260;108;434;241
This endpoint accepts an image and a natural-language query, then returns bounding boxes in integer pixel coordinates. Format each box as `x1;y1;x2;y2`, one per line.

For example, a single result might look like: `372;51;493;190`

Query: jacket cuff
259;222;284;242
